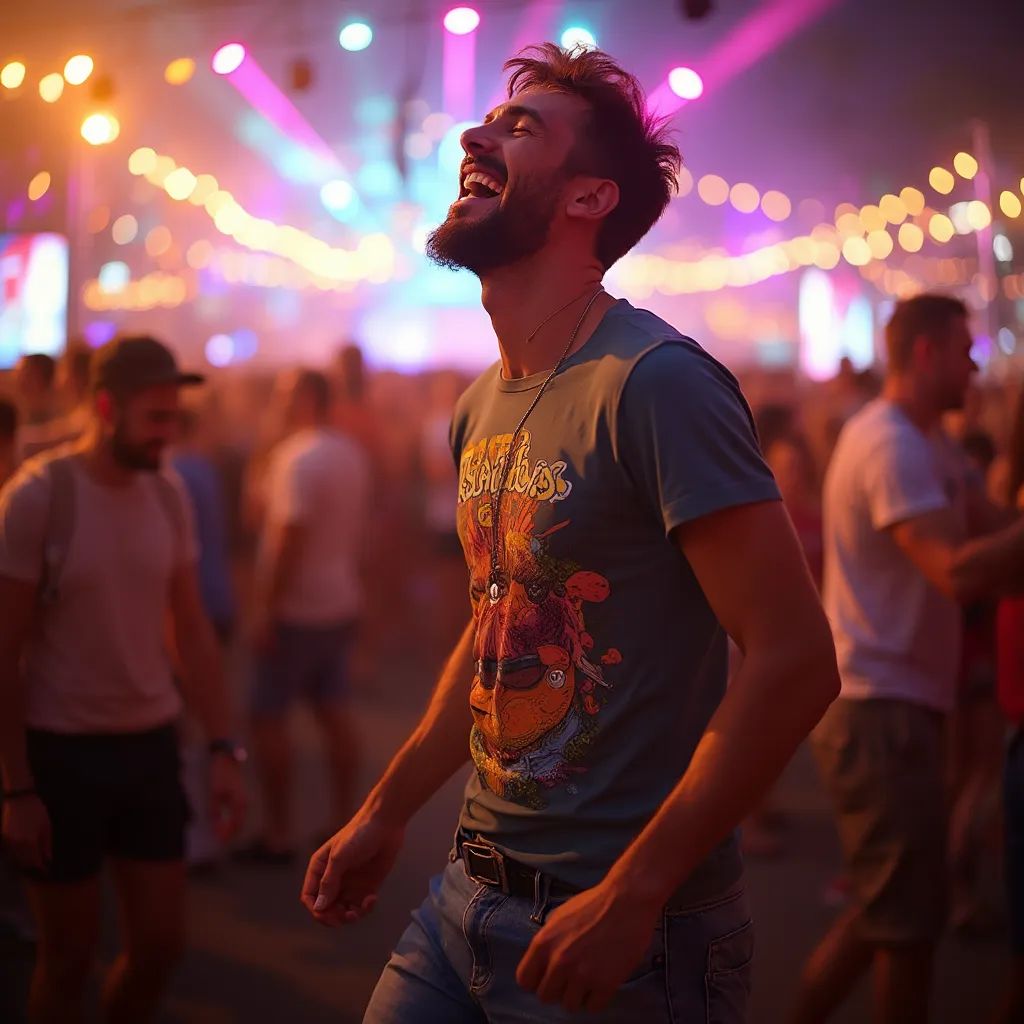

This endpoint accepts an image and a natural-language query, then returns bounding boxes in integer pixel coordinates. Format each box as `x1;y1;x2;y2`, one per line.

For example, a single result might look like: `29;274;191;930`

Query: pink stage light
668;67;704;100
212;43;246;76
444;7;480;35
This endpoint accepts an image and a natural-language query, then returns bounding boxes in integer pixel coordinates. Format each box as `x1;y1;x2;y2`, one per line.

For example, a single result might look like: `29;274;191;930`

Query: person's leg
364;863;486;1024
790;906;874;1024
312;701;360;829
102;859;186;1024
872;943;934;1024
249;712;294;851
25;878;101;1024
310;623;361;831
245;629;298;855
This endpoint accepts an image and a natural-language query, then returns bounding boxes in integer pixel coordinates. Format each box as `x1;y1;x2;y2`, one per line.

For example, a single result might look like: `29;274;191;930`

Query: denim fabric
364;857;753;1023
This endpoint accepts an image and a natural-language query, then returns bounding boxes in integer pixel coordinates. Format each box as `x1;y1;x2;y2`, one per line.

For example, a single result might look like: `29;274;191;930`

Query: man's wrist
604;847;685;912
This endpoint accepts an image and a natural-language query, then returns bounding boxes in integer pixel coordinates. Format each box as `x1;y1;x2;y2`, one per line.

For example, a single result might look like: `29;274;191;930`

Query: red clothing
997;597;1024;724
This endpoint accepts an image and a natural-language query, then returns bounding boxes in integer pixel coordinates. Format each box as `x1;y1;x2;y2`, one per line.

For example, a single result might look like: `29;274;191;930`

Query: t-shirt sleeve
0;467;51;584
274;451;316;526
616;341;781;536
862;430;949;530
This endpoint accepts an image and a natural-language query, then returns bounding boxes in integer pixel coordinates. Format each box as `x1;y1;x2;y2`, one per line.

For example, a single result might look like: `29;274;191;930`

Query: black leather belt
456;830;578;900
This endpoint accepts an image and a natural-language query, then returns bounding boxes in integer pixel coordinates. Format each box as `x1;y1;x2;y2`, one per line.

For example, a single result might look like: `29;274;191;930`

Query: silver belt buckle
462;840;508;892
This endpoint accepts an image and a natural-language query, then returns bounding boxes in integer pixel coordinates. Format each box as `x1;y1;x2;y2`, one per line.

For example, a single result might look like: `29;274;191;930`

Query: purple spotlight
444;7;480;35
668;67;704;100
212;43;246;75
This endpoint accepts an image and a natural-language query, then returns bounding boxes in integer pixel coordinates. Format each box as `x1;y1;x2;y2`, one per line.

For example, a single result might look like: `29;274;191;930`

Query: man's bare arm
890;507;1024;602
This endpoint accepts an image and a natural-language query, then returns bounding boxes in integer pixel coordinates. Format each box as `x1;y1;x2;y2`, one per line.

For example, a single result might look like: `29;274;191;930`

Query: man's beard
426;173;561;276
111;425;162;472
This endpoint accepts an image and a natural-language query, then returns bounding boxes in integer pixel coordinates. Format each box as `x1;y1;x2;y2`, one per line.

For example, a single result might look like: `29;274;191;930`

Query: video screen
0;233;69;369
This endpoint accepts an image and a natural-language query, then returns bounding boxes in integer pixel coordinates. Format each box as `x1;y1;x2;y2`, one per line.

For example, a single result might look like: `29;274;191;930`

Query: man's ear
95;389;114;425
565;178;620;222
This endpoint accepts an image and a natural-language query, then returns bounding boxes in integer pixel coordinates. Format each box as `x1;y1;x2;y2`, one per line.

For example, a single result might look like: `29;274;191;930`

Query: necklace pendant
488;569;507;604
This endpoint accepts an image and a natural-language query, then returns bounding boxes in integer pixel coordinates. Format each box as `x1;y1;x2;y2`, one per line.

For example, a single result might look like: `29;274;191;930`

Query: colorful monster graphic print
457;431;622;810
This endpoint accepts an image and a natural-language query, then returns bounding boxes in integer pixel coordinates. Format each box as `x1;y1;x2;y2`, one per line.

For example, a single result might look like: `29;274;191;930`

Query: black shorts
21;723;189;883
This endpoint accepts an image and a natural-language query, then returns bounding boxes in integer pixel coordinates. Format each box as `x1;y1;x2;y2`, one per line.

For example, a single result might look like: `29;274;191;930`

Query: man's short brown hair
885;293;968;372
504;43;681;269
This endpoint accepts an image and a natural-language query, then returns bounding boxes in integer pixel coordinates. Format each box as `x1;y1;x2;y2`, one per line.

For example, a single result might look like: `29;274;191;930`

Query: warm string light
128;147;395;286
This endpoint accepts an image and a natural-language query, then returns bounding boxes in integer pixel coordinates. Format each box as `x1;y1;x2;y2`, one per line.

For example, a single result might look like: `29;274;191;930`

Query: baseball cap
91;335;205;396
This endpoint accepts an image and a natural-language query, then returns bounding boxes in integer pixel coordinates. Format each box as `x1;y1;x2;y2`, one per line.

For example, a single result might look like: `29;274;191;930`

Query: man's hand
1;795;52;871
516;880;661;1014
208;755;247;843
300;812;405;927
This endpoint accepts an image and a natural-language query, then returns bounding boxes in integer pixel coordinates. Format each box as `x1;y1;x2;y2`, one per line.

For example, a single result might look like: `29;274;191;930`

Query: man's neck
80;431;135;487
882;377;940;433
480;249;613;379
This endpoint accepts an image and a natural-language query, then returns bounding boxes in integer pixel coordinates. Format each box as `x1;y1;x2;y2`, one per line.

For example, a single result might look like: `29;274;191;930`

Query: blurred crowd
2;321;1024;1020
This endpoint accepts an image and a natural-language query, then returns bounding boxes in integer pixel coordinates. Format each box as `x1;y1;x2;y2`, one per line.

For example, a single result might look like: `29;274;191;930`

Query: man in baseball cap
0;334;246;1022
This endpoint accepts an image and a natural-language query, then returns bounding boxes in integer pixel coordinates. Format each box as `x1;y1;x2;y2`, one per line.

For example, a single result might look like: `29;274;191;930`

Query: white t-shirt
260;428;369;626
0;452;196;733
823;399;968;713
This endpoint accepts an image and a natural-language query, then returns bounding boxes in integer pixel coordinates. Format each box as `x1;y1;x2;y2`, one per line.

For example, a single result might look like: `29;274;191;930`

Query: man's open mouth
459;169;506;201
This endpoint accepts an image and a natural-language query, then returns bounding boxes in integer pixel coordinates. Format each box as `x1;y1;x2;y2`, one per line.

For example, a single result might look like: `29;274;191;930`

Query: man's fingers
301;845;330;909
560;976;591;1014
515;936;548;994
312;844;355;912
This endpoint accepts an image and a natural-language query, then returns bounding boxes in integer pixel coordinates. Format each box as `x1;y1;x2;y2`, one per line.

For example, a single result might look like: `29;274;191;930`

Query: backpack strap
39;455;78;607
152;472;186;552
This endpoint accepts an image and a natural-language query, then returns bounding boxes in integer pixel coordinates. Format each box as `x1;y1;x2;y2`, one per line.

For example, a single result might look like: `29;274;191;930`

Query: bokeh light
81;113;120;145
560;26;597;50
1000;191;1022;219
928;167;955;195
164;57;196;85
668;66;704;100
39;73;65;103
760;190;792;222
320;179;356;213
928;213;955;243
966;200;991;231
899;186;926;216
898;222;924;252
145;226;172;257
211;43;246;75
27;171;51;201
697;174;729;206
205;334;234;368
164;167;198;201
63;54;94;85
841;237;871;266
186;240;214;269
339;22;374;51
443;7;480;35
87;205;111;233
676;167;694;197
1;61;26;90
878;194;907;224
128;147;157;176
859;205;887;232
111;214;138;245
866;229;894;260
729;182;760;214
953;151;978;180
189;174;219;206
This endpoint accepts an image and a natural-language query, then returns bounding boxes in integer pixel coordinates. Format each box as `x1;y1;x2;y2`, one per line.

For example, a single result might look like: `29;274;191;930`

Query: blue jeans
364;856;753;1023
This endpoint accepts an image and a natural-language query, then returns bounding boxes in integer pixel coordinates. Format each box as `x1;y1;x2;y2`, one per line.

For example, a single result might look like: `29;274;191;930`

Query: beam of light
219;50;344;174
486;1;558;109
212;43;246;75
443;23;477;122
648;0;840;117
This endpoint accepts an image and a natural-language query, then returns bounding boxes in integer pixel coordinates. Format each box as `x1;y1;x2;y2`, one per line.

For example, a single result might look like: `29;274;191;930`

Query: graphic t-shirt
450;299;780;897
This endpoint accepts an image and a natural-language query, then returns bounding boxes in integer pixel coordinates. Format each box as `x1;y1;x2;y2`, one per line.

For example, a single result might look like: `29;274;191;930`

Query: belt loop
529;871;552;925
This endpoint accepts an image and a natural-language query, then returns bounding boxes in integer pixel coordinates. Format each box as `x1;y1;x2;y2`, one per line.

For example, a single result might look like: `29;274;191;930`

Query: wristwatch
208;738;249;764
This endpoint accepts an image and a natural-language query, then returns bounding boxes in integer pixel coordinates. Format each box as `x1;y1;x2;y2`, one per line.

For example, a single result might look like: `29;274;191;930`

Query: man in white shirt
238;369;370;863
793;295;1024;1024
0;336;247;1024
